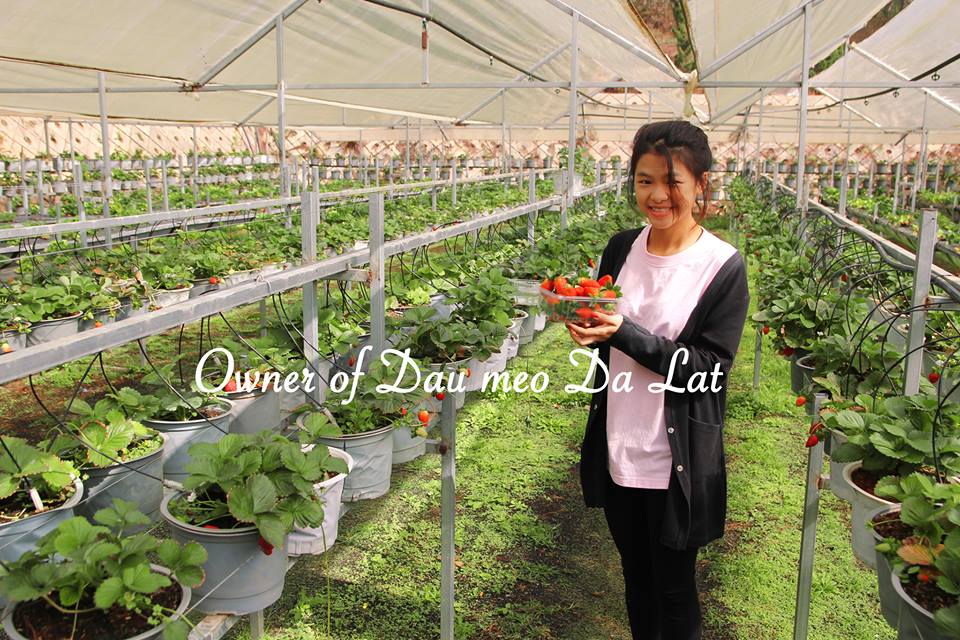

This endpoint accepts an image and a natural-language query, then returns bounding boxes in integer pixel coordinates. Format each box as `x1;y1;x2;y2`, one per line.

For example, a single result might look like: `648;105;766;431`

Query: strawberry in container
539;274;623;327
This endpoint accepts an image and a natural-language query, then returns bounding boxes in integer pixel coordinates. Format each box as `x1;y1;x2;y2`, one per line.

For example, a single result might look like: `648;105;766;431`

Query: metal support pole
368;193;386;358
567;13;580;210
192;124;199;201
421;0;430;85
375;157;381;188
145;159;153;213
904;209;938;396
616;164;623;199
43;117;51;157
72;159;87;248
404;117;411;181
892;139;905;215
527;168;537;246
178;154;185;196
795;4;811;213
98;71;113;248
756;98;764;175
301;189;321;405
451;160;457;208
37;161;45;219
852;163;860;200
913;93;930;212
431;161;438;212
501;93;507;174
792;393;827;640
161;159;170;211
439;391;456;640
594;163;601;215
388;160;395;199
277;14;290;228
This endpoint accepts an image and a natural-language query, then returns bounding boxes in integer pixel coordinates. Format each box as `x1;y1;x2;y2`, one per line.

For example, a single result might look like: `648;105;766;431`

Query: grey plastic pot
75;436;166;526
153;285;193;308
26;313;81;346
429;294;454;320
189;278;220;298
518;310;538;345
160;493;287;615
867;504;920;636
142;399;234;482
534;313;547;332
844;461;896;568
789;352;811;395
392;426;426;464
0;327;28;354
892;568;947;640
828;431;855;502
79;305;121;332
463;357;488;392
2;564;190;640
297;415;394;502
225;387;281;435
287;447;354;555
0;477;83;564
223;269;258;287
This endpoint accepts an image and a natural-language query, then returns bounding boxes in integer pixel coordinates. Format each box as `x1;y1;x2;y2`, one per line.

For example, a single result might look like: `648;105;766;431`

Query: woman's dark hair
627;120;713;222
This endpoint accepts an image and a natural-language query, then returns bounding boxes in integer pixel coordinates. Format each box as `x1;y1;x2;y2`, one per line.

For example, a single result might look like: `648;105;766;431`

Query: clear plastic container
539;288;623;327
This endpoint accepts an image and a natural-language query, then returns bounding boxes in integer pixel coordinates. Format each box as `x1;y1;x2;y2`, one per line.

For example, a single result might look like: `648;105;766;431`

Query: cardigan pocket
688;418;724;483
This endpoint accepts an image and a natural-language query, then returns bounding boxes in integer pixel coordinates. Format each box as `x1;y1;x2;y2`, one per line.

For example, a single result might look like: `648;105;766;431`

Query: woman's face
633;151;703;231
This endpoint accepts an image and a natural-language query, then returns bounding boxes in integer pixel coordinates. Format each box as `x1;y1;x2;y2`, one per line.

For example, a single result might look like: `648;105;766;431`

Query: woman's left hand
566;308;623;346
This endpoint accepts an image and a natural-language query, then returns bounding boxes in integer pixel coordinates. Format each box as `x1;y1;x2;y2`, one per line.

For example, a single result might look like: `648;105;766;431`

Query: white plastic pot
296;415;393;502
844;461;896;569
287;447;354;555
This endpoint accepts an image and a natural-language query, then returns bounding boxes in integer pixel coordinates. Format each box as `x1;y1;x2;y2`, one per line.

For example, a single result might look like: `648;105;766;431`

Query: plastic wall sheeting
687;0;887;124
811;0;960;136
0;0;680;127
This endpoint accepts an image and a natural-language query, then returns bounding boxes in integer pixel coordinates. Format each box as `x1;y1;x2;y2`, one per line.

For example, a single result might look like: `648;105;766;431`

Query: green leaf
901;496;936;527
255;514;287;549
935;603;960;637
162;618;190;640
122;564;170;594
157;539;181;568
94;576;125;608
180;541;207;566
248;474;278;514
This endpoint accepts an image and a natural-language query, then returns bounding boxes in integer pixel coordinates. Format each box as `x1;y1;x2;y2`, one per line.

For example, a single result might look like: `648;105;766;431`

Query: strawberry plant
0;437;77;516
167;430;347;548
0;499;207;640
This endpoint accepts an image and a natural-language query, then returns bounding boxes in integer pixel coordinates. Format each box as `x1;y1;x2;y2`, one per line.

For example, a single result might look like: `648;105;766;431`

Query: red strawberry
929;372;941;384
810;422;824;434
541;279;554;291
209;276;218;285
762;326;770;335
782;347;796;357
0;343;12;354
465;368;471;378
94;320;103;328
348;356;356;367
578;278;601;289
582;286;600;298
588;258;596;268
601;290;617;299
436;392;445;401
257;536;274;556
598;275;613;287
400;407;407;416
202;524;219;530
805;434;818;447
918;571;931;583
575;307;594;321
840;274;849;283
224;379;238;393
573;286;585;296
795;396;807;407
418;410;430;424
554;276;569;289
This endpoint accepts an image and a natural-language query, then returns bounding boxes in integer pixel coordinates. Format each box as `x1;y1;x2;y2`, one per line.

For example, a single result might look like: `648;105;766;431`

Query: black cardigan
579;227;750;550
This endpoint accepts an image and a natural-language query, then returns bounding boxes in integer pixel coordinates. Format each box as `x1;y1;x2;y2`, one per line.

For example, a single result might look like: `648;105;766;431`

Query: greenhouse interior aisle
237;298;893;640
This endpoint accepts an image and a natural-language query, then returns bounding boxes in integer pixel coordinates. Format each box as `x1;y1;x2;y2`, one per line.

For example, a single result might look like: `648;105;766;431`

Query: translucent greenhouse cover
686;0;889;125
0;0;684;128
810;0;960;136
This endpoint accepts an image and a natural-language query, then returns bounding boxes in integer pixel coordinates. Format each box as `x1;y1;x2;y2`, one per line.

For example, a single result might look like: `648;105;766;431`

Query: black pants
603;480;702;640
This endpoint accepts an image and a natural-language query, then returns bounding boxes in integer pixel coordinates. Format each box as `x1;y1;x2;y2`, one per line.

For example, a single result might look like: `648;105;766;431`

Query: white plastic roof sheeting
686;0;888;124
811;0;960;134
0;0;683;127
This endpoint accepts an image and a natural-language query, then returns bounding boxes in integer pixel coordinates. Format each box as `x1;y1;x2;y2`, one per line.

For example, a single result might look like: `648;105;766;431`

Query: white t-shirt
606;225;737;489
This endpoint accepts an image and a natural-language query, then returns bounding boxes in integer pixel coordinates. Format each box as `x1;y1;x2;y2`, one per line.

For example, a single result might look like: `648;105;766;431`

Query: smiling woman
565;120;750;640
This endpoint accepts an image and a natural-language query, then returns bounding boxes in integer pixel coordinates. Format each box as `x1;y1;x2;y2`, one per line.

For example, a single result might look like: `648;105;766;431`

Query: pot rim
842;461;897;506
300;445;355;488
161;490;259;538
33;311;83;324
0;477;83;527
141;397;235;427
890;567;937;623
